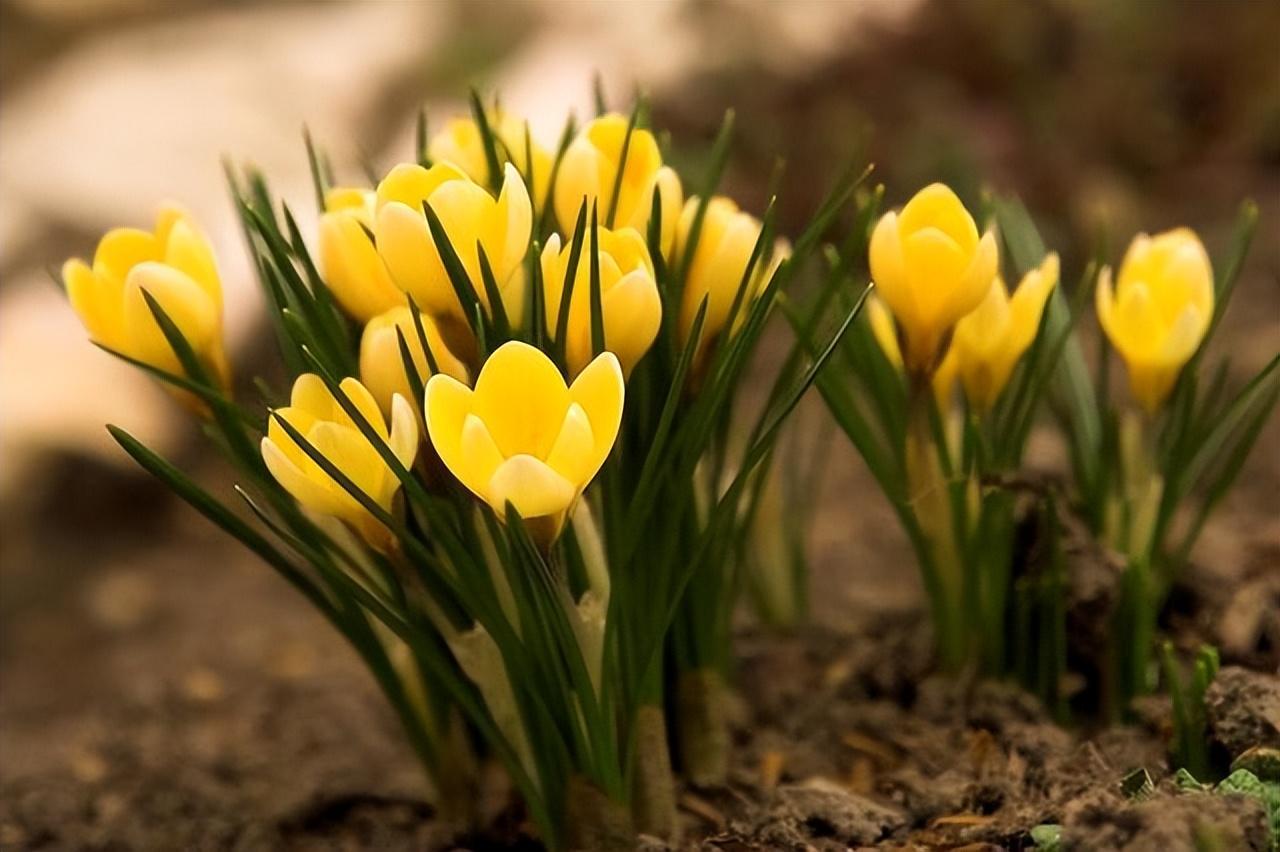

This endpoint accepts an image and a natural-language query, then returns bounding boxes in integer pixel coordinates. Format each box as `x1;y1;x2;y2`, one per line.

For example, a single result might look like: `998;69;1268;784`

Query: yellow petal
554;137;601;235
598;267;662;377
338;376;390;440
262;435;348;518
162;217;221;309
949;229;1000;323
459;413;506;495
375;161;469;211
424;373;476;484
428;118;490;184
472;341;570;459
387;393;420;470
867;294;903;369
491;163;533;285
320;211;403;322
868;212;916;333
653;166;684;260
897;183;979;253
122;261;220;370
64;258;126;349
375;201;446;314
290;373;337;420
94;227;159;285
486;455;576;520
568;352;624;475
544;402;597;487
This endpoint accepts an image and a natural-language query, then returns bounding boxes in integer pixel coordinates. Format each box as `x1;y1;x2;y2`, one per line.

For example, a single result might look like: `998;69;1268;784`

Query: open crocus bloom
63;205;230;392
554;113;682;256
540;225;662;378
868;183;998;376
262;374;418;550
424;341;624;545
1096;228;1214;413
949;252;1059;411
319;187;406;323
428;112;552;207
374;161;531;347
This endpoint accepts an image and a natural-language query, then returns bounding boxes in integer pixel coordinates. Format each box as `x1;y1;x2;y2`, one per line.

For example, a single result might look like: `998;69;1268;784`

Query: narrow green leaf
469;88;503;192
476;242;511;339
422;200;483;341
589;202;605;357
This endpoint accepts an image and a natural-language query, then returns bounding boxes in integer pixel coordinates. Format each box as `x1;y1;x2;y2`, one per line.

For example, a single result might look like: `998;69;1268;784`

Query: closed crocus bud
1096;228;1214;413
424;341;624;546
63;205;230;393
359;306;469;419
675;196;787;369
374;161;532;347
950;253;1059;411
554;114;682;255
429;113;552;207
262;374;417;550
540;226;661;378
869;183;998;377
319;187;405;323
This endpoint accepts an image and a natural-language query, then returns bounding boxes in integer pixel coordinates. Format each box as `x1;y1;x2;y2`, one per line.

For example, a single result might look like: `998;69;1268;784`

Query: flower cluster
812;180;1272;717
66;96;836;851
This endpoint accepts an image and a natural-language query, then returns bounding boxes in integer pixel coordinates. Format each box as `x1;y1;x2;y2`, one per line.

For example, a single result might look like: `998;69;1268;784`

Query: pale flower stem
1119;408;1163;564
571;500;611;606
906;386;964;668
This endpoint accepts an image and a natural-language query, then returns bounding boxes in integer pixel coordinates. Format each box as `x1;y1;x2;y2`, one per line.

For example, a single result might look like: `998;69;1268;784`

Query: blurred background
1;0;1277;847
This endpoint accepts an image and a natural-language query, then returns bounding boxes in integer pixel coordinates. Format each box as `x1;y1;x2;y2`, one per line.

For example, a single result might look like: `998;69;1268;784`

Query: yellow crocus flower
359;306;470;419
868;183;998;377
424;341;624;545
428;113;552;207
374;161;532;348
63;206;230;392
674;196;787;370
950;253;1059;411
262;374;417;549
540;225;661;378
1096;228;1214;413
318;187;405;323
554;113;682;256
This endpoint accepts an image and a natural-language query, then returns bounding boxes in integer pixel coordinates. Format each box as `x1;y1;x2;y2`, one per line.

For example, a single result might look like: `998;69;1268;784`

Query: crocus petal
545;402;598;487
94;227;159;284
897;183;979;252
64;259;125;349
424;373;475;481
262;436;348;518
486;455;577;520
493;163;533;284
387;393;420;469
163;217;221;308
472;341;570;459
568;352;625;474
457;413;507;497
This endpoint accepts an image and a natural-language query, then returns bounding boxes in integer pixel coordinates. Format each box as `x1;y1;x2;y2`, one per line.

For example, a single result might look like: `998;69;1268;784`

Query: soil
2;452;1277;850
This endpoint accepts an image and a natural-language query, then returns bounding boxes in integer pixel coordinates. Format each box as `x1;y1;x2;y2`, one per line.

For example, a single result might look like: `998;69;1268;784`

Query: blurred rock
1206;666;1280;758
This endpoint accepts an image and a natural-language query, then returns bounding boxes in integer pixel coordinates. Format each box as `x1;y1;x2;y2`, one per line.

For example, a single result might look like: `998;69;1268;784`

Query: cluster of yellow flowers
863;183;1214;414
64;111;785;549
